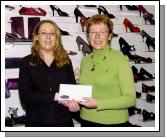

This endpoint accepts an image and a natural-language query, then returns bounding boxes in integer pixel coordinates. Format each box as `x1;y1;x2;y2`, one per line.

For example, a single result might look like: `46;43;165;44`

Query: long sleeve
18;58;55;107
18;55;76;107
97;55;136;110
79;47;136;124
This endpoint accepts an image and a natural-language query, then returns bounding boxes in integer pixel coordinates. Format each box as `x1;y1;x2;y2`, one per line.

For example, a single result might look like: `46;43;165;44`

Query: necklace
90;48;111;72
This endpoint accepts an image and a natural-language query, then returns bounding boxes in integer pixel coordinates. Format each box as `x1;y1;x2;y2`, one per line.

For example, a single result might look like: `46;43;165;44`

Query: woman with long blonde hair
19;20;79;127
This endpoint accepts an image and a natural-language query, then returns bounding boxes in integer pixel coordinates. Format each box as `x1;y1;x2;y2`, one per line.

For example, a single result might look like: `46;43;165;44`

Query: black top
18;54;76;126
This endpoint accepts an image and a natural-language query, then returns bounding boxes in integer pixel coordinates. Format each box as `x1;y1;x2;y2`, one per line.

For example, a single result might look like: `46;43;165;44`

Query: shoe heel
123;18;128;32
80;16;87;32
75;14;78;23
120;5;122;10
76;36;81;51
98;8;102;14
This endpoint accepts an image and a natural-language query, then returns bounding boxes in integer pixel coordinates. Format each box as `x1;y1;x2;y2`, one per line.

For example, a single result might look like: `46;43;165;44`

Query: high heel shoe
142;83;155;93
120;5;138;11
146;37;155;51
141;30;155;51
125;5;138;10
138;5;154;17
136;92;142;98
50;5;69;17
139;67;155;79
143;13;155;25
76;36;92;56
132;66;154;82
112;32;118;37
146;94;155;103
135;55;153;63
5;32;30;42
98;6;115;18
132;66;148;82
74;7;88;23
141;30;155;41
119;37;135;52
142;109;155;121
5;5;15;11
123;18;140;32
120;44;141;62
66;50;77;55
59;28;70;35
19;7;46;16
128;107;141;116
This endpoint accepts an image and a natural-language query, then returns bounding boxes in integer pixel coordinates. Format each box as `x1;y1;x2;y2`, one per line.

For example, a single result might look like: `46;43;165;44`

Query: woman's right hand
54;93;80;112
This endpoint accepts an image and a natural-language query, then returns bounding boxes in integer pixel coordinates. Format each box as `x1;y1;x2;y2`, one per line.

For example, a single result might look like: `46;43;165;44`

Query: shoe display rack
5;5;155;127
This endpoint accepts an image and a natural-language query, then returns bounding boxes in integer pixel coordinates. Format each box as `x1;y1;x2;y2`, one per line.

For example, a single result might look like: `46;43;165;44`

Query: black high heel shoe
112;32;118;37
98;6;115;18
146;37;155;51
50;5;69;17
142;83;155;93
119;37;135;51
142;109;155;121
76;36;92;56
132;66;154;82
143;13;155;25
125;5;138;10
140;30;155;51
139;67;155;79
132;66;147;82
141;30;155;42
74;7;88;23
128;107;141;116
135;55;153;63
119;38;153;63
120;5;138;11
59;28;70;35
136;92;142;98
146;94;155;103
120;44;141;62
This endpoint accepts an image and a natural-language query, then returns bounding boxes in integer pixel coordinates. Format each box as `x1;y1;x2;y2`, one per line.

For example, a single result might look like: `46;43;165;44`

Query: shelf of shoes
5;5;155;127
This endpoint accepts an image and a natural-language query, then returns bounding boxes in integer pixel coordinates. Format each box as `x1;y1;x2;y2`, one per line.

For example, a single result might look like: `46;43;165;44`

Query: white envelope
59;84;92;101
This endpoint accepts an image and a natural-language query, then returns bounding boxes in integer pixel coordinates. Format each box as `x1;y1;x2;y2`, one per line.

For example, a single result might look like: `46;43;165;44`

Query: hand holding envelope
58;84;97;109
55;92;80;112
78;97;97;109
59;84;92;101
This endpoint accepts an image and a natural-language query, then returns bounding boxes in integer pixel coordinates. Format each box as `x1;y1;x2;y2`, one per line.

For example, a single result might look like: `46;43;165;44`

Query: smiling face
36;22;56;53
88;23;112;50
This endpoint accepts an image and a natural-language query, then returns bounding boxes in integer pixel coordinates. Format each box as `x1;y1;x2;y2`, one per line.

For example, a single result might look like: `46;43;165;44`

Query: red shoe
123;18;140;32
19;7;46;16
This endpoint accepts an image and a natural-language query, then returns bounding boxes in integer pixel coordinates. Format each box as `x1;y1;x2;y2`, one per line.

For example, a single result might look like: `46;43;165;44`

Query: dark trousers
81;119;132;127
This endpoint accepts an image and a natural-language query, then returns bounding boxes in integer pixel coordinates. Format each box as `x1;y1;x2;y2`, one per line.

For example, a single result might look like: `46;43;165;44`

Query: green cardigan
79;46;136;124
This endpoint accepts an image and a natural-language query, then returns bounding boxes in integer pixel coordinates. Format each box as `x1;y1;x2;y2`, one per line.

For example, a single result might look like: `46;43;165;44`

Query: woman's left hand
78;97;97;109
68;100;80;112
